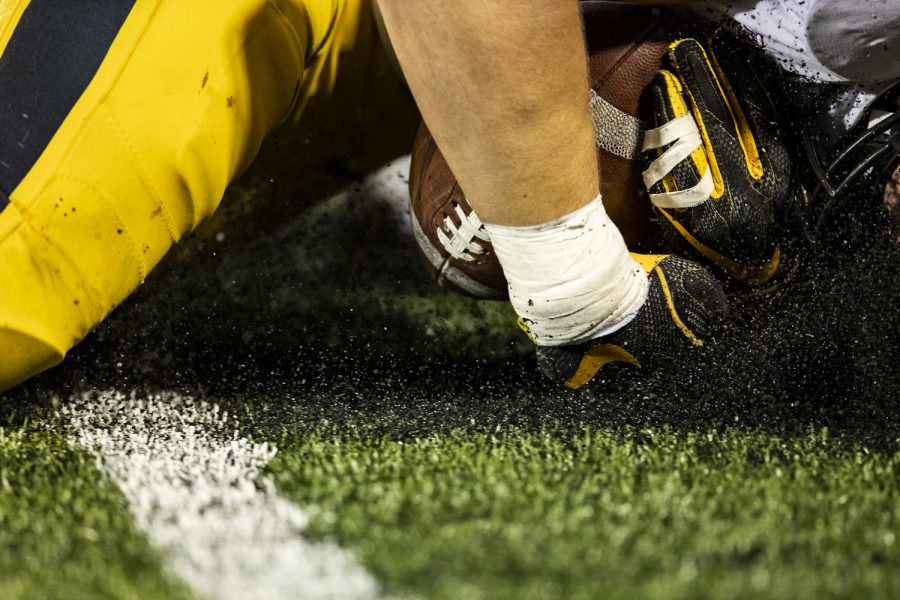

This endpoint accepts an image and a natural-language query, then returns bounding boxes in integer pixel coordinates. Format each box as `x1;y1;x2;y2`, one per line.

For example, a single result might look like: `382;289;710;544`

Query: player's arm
380;0;727;387
379;0;650;349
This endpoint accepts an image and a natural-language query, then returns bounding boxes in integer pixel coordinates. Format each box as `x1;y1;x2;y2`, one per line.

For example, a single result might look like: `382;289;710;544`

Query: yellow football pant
0;0;387;390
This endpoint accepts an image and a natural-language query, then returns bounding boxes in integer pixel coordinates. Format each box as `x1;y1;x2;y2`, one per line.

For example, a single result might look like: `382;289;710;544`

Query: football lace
437;203;491;262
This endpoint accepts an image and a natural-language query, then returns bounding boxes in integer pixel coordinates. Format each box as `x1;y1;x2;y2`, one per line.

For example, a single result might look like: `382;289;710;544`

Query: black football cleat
642;38;793;286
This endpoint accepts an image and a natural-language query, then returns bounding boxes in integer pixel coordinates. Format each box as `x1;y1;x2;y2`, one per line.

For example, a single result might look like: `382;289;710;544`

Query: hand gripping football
408;1;675;299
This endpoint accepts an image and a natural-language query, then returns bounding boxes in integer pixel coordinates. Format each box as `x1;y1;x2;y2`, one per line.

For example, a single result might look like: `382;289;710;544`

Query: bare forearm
378;0;597;226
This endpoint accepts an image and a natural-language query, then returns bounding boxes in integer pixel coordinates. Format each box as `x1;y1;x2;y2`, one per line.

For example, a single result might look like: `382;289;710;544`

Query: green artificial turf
271;427;900;600
0;417;196;600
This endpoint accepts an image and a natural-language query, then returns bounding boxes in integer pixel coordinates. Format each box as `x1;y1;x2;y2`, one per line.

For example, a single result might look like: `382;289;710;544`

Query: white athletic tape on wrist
642;114;715;209
482;195;648;346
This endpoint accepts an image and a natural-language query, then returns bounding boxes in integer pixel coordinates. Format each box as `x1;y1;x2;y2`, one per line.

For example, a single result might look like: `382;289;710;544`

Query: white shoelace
437;203;491;261
642;114;715;209
436;111;712;266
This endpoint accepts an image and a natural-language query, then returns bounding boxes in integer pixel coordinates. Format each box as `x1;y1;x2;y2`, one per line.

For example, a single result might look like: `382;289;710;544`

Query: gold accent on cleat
706;44;763;180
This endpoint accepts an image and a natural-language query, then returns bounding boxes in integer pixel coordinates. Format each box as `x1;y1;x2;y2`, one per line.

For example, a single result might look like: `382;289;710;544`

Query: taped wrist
483;195;648;346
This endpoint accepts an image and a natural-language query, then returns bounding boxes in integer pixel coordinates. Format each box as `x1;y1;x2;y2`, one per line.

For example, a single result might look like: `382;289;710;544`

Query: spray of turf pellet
8;160;898;450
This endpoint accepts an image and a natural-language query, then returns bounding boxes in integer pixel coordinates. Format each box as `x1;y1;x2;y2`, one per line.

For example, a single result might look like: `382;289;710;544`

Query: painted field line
61;390;377;600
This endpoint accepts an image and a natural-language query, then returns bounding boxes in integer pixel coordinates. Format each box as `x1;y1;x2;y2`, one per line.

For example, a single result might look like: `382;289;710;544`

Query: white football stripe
61;390;377;600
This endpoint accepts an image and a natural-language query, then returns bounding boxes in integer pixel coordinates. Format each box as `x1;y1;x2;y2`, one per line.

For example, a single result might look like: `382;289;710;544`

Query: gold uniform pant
0;0;397;390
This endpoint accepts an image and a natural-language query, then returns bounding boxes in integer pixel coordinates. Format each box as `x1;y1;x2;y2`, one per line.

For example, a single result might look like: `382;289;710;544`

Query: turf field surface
273;428;900;599
1;158;898;599
0;411;197;600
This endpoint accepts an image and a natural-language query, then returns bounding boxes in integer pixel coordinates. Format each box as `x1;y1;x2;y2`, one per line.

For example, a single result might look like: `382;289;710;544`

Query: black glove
532;253;727;389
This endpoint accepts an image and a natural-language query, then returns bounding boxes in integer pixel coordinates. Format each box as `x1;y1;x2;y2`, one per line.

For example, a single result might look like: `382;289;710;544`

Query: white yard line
61;390;377;600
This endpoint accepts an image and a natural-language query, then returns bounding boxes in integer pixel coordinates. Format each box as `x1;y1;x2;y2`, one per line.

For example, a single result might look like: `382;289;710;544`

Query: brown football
409;1;675;299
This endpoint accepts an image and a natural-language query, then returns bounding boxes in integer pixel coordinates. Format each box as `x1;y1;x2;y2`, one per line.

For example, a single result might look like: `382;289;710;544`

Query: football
409;1;675;299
